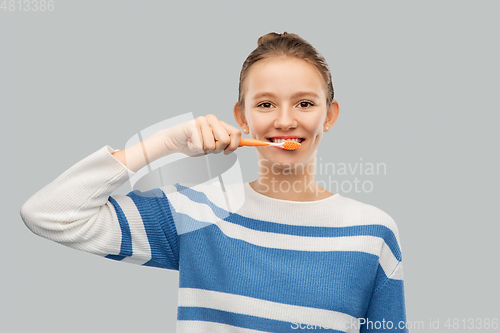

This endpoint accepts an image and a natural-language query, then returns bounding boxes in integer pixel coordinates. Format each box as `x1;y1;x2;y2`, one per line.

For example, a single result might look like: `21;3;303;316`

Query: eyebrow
250;91;320;100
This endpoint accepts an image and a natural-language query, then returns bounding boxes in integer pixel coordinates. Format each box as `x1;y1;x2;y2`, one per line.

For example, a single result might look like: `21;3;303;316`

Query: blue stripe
362;278;407;332
106;196;132;261
174;183;401;261
104;254;127;261
121;189;180;270
175;183;230;220
178;225;378;318
178;306;346;333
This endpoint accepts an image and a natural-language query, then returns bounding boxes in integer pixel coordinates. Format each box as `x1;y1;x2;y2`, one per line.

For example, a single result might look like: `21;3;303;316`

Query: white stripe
168;186;402;279
173;186;228;224
389;261;404;280
110;195;151;265
218;220;381;253
379;241;402;280
177;320;270;333
217;220;400;279
178;288;358;333
236;184;403;249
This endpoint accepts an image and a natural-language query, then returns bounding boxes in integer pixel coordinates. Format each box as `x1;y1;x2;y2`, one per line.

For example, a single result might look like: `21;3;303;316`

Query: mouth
266;136;305;144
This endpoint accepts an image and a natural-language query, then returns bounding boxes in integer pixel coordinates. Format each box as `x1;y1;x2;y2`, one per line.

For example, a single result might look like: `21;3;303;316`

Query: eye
298;101;314;108
257;102;273;109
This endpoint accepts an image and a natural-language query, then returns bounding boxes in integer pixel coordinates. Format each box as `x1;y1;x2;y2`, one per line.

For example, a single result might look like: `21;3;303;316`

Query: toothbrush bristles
282;141;301;150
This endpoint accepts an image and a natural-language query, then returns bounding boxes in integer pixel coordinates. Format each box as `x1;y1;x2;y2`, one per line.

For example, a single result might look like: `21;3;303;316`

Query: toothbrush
186;138;301;150
238;138;301;150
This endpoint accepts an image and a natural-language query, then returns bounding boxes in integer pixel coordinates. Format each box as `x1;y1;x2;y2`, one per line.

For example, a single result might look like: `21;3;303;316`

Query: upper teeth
271;138;302;143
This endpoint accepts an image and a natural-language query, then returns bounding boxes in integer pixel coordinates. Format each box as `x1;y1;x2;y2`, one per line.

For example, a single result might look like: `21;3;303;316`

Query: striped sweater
20;145;408;333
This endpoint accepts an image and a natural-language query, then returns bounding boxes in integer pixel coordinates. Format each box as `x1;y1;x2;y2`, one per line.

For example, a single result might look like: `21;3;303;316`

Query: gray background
2;1;499;332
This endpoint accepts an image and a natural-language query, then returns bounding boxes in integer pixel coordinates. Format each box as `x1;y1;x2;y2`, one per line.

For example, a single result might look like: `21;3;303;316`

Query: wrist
144;131;176;161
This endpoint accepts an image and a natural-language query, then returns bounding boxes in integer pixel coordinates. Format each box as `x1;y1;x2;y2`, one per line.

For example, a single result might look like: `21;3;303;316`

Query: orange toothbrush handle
238;138;270;147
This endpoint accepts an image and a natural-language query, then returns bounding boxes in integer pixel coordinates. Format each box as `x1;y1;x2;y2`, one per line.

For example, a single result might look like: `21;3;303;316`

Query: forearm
111;131;173;173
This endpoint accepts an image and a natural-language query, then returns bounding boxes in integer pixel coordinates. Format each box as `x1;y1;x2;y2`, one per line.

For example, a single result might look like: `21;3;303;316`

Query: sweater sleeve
360;220;408;332
20;145;180;270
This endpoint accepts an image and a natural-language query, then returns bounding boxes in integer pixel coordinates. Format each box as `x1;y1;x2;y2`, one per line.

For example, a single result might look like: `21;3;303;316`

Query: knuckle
231;131;242;141
220;136;231;145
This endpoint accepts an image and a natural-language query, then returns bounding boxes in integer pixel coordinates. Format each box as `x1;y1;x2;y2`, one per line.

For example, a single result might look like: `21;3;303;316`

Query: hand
158;114;242;157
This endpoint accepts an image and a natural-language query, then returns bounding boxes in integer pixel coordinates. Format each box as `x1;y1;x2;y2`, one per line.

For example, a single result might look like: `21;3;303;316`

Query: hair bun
257;31;301;46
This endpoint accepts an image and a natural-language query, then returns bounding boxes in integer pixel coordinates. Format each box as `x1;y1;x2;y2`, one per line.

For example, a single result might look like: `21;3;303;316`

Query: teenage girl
21;32;408;332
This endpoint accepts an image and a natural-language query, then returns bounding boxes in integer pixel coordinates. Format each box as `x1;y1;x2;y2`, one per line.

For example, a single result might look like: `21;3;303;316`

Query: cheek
248;113;268;131
306;118;324;134
309;114;326;139
310;126;324;144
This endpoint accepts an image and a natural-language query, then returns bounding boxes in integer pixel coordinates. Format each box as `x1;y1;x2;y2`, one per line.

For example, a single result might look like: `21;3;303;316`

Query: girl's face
234;56;339;170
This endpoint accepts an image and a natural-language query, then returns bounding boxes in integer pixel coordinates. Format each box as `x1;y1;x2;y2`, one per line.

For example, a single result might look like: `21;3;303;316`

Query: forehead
246;57;325;98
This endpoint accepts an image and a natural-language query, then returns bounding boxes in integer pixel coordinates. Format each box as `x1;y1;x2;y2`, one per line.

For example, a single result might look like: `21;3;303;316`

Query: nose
274;104;298;130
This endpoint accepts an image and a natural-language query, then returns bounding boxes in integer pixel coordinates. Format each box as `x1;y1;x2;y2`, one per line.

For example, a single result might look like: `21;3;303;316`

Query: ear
233;102;247;129
324;99;340;130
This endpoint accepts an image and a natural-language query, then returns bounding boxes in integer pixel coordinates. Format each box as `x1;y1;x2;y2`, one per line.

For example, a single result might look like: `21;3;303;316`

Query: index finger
219;120;242;155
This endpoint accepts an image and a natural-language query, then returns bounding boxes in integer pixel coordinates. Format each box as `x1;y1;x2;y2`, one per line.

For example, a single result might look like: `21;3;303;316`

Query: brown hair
237;32;334;109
